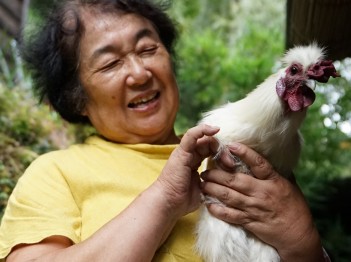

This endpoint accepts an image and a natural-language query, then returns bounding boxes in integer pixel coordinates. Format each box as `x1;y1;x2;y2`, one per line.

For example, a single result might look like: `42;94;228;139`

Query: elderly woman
0;0;327;261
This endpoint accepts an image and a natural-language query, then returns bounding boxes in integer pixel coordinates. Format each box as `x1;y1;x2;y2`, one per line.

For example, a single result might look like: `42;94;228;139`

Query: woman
0;0;327;261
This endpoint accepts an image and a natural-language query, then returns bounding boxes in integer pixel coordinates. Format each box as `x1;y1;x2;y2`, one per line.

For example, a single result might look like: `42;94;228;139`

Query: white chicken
196;44;339;262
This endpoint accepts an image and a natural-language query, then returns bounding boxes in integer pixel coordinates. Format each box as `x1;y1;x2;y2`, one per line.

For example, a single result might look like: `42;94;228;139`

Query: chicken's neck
243;73;307;133
235;74;308;175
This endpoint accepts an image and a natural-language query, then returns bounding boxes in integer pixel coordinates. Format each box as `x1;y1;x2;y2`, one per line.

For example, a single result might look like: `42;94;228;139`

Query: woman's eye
101;60;122;71
140;46;158;56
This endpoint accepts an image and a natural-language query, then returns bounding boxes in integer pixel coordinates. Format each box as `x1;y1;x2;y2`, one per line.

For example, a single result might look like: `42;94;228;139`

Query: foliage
0;34;93;219
296;70;351;261
173;0;285;132
0;82;76;218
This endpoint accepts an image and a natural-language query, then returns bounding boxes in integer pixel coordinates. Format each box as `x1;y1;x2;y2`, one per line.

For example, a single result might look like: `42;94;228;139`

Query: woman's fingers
173;124;220;169
205;203;251;225
201;179;252;210
201;169;256;196
179;124;219;154
195;135;220;160
227;142;277;180
202;183;272;226
156;124;221;216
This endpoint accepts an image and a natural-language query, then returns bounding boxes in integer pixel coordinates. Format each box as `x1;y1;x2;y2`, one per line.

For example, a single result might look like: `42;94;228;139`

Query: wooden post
0;0;28;39
286;0;351;61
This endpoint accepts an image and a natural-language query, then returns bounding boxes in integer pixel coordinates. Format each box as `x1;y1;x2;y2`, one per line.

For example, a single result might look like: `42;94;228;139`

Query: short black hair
21;0;178;124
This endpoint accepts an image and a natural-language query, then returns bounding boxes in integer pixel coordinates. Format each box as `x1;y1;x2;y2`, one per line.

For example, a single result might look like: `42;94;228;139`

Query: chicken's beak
305;79;316;90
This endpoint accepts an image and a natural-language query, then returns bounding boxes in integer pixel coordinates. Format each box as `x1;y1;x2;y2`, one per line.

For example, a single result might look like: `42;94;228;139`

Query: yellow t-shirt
0;135;202;261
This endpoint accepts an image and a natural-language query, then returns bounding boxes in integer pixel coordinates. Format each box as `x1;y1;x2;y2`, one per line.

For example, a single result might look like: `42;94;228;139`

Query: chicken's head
276;44;340;112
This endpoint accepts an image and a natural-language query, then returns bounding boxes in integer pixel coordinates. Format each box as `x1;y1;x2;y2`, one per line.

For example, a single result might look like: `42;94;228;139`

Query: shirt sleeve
0;153;81;259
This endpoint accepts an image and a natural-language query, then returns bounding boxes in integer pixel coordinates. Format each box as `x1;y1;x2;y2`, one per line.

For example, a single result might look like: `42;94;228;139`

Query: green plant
0;32;93;219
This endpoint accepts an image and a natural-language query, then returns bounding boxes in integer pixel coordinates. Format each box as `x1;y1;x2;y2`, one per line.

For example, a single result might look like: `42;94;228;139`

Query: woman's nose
126;56;152;87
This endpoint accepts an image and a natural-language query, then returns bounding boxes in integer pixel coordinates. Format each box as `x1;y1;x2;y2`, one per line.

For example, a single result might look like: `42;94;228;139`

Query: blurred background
0;0;350;261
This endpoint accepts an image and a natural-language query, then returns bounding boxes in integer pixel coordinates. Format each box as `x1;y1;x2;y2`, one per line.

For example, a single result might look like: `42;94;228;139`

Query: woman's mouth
128;92;160;108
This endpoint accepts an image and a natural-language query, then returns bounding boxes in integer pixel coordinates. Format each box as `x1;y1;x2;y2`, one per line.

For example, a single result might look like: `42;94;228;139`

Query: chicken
195;44;340;262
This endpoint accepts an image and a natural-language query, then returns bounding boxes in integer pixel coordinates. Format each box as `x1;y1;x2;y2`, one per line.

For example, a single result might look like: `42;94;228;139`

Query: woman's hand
155;124;219;218
200;142;325;262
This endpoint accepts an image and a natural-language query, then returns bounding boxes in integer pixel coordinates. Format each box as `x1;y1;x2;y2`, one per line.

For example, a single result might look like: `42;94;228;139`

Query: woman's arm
7;185;179;262
201;142;326;262
6;124;220;262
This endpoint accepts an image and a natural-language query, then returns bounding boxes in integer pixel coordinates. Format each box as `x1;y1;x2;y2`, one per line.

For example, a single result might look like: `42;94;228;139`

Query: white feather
195;44;325;262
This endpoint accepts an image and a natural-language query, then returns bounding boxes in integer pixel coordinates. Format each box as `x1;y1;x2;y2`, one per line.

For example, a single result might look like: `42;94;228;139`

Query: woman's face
79;10;179;144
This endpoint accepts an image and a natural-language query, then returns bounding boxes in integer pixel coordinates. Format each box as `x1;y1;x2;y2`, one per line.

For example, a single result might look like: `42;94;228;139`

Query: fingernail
204;124;220;130
228;142;240;151
256;155;264;165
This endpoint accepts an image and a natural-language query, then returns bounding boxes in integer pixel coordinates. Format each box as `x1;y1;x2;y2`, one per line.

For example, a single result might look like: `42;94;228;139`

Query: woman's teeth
128;92;159;108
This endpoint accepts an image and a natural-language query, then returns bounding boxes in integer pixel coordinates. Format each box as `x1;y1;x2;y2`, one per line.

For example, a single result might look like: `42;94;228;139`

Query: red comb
307;60;340;83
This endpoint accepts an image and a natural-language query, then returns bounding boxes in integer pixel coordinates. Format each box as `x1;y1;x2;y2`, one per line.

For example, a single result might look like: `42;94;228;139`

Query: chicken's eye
290;66;298;75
